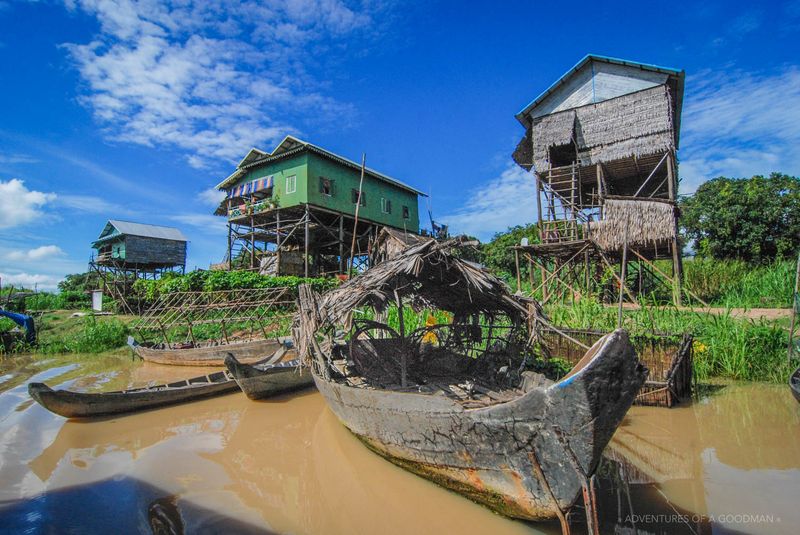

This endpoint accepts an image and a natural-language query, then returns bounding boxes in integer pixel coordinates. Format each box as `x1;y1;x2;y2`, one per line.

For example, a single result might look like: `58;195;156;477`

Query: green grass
683;258;794;308
546;299;793;383
37;315;130;354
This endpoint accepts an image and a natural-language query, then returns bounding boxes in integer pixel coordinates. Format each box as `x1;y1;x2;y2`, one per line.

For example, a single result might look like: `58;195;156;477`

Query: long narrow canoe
28;370;239;419
128;336;291;366
224;354;314;400
791;366;800;404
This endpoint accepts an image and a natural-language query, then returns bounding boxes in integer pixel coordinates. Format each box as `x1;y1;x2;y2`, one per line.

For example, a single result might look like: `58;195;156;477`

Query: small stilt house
92;220;187;272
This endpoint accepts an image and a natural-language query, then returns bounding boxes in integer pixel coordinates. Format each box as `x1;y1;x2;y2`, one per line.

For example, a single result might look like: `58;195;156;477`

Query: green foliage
547;299;793;383
58;272;102;293
133;270;338;302
38;317;129;354
480;224;539;280
527;357;572;381
24;290;92;311
0;317;16;332
680;173;800;262
683;258;794;308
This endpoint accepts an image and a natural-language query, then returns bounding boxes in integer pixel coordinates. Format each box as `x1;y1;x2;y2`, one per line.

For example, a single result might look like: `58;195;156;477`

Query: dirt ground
618;302;792;321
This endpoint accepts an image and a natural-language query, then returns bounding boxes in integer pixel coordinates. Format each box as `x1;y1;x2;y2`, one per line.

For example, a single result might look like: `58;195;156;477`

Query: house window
286;175;296;194
351;189;366;206
319;177;333;196
402;205;410;219
381;197;392;214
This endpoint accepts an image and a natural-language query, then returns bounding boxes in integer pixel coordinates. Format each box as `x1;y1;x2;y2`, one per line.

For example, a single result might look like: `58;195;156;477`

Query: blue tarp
0;308;36;344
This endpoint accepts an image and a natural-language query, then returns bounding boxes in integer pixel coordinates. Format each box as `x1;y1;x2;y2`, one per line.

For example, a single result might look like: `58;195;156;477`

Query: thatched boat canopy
314;237;540;329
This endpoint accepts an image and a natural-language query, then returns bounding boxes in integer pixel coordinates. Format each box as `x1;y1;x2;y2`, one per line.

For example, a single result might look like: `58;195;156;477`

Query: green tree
480;224;540;277
680;173;800;263
58;272;102;293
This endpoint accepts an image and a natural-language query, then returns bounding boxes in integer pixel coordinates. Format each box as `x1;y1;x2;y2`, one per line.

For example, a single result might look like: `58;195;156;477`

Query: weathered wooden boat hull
224;355;314;400
28;373;239;419
131;337;289;366
791;366;800;404
313;330;647;520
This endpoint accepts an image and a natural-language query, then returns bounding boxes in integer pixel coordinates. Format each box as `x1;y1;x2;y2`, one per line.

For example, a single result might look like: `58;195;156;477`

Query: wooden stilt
338;215;345;274
617;217;630;328
275;209;281;275
304;204;310;278
515;249;522;292
528;451;571;535
789;252;800;362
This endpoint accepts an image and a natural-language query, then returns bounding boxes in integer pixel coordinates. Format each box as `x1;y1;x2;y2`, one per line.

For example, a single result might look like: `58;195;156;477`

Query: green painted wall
306;153;420;232
231;153;310;207
227;151;420;232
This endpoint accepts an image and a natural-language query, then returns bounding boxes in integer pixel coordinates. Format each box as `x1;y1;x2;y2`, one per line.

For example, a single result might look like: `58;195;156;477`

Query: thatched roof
591;197;677;252
516;85;676;174
530;110;576;171
311;238;538;329
372;227;427;263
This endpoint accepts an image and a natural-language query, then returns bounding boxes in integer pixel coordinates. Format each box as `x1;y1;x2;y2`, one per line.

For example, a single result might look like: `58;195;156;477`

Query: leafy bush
0;317;16;332
39;317;129;354
24;290;93;311
133;270;339;302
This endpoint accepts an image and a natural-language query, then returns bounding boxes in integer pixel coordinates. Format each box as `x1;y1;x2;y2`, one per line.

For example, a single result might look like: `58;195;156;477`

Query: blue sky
1;0;799;290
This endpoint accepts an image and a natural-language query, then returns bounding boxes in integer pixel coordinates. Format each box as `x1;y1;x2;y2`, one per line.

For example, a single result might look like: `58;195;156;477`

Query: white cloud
441;163;536;242
0;179;57;229
6;245;66;262
168;213;227;234
0;152;38;164
0;271;62;291
197;187;226;207
680;67;800;193
63;0;383;168
59;194;136;215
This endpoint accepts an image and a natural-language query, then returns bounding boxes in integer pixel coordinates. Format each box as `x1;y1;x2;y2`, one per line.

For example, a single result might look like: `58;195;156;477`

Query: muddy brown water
1;352;798;534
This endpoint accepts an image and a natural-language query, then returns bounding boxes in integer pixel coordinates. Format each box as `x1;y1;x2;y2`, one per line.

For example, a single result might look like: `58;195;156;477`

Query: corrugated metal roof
516;54;684;125
216;135;427;196
99;220;187;242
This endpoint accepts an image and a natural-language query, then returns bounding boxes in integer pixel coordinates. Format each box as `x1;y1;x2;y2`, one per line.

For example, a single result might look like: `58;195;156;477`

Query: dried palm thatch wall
517;85;675;174
591;198;677;252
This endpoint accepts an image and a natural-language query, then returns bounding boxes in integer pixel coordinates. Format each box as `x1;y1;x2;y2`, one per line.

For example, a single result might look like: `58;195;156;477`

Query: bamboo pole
304;204;310;278
617;217;629;328
276;208;281;275
394;289;407;387
789;252;800;362
515;249;522;292
348;154;366;275
596;249;637;305
629;249;710;307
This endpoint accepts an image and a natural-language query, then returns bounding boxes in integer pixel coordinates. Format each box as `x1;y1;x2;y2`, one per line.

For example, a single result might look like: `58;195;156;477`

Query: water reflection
0;354;798;534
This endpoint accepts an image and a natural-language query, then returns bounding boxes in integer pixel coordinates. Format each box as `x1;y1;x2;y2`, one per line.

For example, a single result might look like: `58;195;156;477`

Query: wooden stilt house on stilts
512;54;687;306
89;220;187;313
213;136;425;277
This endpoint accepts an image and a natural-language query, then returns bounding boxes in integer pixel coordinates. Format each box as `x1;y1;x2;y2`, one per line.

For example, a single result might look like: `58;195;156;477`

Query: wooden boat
295;238;647;523
791;366;800;403
28;370;240;419
224;353;314;400
127;336;291;366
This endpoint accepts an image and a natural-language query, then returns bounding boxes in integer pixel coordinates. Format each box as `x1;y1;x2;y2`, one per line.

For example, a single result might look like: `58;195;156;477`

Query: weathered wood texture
225;355;313;400
122;236;186;266
132;337;291;367
312;330;647;520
